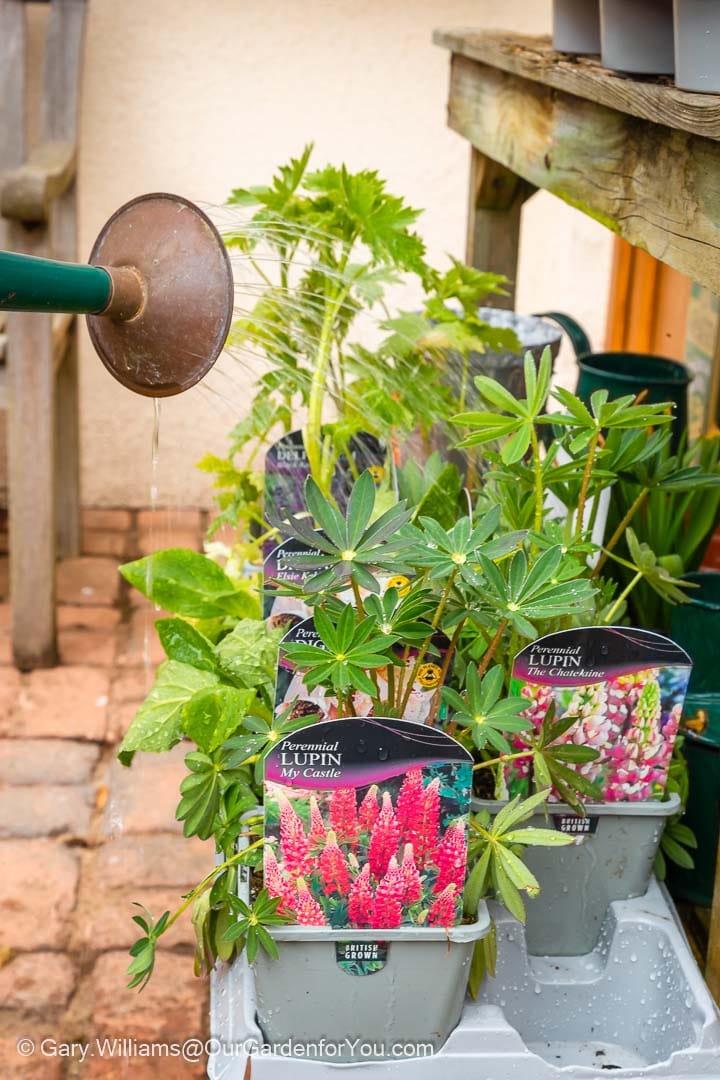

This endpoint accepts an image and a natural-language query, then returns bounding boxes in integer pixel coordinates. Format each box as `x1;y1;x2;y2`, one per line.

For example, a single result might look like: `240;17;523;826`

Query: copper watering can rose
0;193;234;397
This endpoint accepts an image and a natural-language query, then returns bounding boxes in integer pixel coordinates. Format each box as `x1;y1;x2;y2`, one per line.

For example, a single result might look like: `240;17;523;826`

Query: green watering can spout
0;193;233;397
536;310;691;445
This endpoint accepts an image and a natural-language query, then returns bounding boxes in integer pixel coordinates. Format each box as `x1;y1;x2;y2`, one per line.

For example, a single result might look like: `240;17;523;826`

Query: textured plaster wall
36;1;614;506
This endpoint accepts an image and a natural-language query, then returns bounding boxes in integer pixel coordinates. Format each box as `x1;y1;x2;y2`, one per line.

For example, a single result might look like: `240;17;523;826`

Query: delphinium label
262;430;388;622
506;626;692;801
263;716;472;930
263;429;386;557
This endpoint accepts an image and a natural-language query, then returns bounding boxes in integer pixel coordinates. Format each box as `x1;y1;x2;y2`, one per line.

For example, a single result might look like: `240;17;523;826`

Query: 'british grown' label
507;626;692;802
263;717;472;929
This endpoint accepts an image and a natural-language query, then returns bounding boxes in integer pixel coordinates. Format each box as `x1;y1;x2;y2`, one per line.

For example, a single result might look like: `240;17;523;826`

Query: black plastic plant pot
472;794;680;955
252;910;491;1061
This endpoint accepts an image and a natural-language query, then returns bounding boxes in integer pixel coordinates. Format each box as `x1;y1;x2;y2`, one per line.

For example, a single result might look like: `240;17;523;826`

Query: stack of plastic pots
554;0;720;92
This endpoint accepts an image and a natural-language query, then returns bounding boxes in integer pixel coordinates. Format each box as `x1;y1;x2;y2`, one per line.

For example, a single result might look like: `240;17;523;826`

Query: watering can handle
534;311;593;359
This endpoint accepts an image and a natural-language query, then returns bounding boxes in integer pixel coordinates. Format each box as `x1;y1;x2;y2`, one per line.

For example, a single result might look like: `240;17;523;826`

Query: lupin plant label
263;717;472;933
274;616;448;725
506;627;692;802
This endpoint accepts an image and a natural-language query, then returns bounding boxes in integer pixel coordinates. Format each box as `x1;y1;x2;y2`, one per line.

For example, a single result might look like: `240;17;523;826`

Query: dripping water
142;398;162;680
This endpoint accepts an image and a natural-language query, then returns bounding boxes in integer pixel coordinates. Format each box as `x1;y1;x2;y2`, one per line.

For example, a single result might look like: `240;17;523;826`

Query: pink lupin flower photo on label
506;626;692;802
263;716;472;929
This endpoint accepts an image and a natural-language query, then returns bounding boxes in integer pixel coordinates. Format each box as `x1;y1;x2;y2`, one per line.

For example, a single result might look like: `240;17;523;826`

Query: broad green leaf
493;857;526;923
496;844;540;892
182;686;256;753
661;834;695;870
121;549;260;619
493;788;550;835
464;843;492;912
215;619;282;690
117;661;221;765
156;618;219;674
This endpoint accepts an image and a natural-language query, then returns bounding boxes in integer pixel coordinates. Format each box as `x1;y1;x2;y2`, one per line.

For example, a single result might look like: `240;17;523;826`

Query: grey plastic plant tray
209;878;720;1078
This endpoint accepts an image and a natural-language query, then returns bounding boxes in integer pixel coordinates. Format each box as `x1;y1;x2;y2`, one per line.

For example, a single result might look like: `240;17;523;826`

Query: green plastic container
540;311;691;445
667;571;720;906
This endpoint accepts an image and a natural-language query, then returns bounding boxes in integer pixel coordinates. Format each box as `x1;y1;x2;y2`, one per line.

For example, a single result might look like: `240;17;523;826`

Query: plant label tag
274;616;449;726
262;716;472;929
263;429;387;558
274;617;329;724
263;537;320;624
335;941;388;976
507;626;692;802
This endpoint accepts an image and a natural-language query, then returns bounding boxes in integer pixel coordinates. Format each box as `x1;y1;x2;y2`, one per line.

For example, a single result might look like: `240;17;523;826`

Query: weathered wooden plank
434;30;720;142
6;221;58;668
0;139;76;224
43;0;86;558
0;1;26;252
445;54;720;295
466;147;535;310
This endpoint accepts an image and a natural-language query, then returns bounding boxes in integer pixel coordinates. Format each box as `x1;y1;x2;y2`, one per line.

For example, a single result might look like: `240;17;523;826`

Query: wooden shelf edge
434;29;720;142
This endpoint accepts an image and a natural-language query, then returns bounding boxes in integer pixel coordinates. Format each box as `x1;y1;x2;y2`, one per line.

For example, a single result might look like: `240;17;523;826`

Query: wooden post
1;0;86;666
7;221;58;668
43;0;87;559
466;147;535;310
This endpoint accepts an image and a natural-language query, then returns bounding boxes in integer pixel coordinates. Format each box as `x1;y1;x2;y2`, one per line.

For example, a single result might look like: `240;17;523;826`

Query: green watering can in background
539;312;692;445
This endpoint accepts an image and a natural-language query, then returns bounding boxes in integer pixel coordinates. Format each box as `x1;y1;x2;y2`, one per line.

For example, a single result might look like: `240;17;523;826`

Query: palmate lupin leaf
475;546;597;638
271;470;416;594
454;349;553;464
530;704;603;813
464;790;573;925
410;508;526;584
362;584;436;642
222;888;294;963
550;386;673;452
282;602;395;697
126;904;170;990
224;703;316;787
442;666;530;753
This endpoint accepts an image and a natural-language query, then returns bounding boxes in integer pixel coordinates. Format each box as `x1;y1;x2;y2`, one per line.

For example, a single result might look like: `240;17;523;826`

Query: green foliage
456;351;553;464
273;470;415;593
283;603;395;699
119;154;704;996
475;546;597;639
222;889;293;962
442;666;530;753
121;549;260;620
117;661;221;766
465;790;574;925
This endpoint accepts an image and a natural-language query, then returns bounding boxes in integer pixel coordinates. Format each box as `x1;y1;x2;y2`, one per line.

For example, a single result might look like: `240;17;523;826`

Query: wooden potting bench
434;27;720;1001
0;0;87;668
